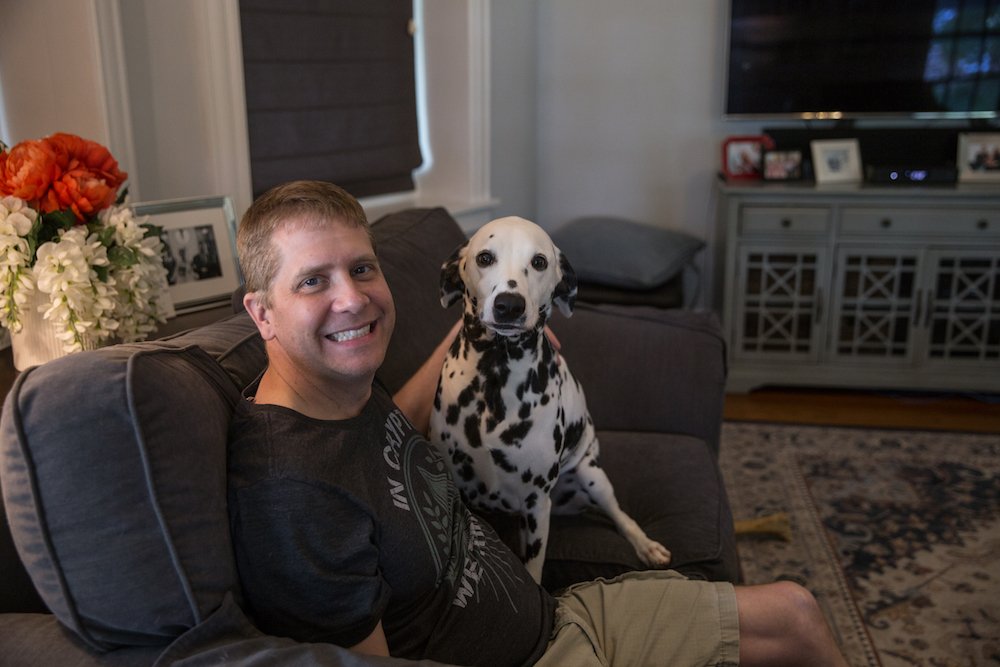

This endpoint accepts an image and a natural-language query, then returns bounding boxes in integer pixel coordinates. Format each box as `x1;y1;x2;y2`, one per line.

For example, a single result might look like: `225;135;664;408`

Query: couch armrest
549;304;727;456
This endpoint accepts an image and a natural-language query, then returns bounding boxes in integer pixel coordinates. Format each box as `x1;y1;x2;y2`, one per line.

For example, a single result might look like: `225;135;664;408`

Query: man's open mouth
326;323;373;342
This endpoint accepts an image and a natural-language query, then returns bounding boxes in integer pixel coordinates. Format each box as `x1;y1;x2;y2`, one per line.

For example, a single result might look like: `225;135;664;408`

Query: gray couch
0;207;737;666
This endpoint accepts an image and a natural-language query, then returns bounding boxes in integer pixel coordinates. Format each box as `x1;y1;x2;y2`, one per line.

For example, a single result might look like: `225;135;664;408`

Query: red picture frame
722;135;775;181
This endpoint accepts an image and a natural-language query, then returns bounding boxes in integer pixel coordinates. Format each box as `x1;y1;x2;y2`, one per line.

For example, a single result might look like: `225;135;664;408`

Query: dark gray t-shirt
227;382;555;666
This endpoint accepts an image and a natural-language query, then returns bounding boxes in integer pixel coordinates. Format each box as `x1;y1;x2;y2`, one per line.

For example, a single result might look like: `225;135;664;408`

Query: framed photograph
763;150;803;181
810;139;863;184
957;133;1000;183
722;135;773;181
132;196;242;314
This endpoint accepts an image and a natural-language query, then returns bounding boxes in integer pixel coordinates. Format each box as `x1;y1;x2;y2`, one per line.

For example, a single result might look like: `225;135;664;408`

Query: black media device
865;165;959;185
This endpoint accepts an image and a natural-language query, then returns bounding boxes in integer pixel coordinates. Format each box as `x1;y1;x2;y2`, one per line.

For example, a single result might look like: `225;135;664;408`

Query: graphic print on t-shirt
382;408;527;611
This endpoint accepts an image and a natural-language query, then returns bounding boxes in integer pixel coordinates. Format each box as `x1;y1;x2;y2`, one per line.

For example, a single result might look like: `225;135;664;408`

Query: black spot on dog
490;448;518;473
521;469;533;483
525;538;543;560
563;418;586;452
500;420;533;445
464;414;482;448
501;498;513;511
547;462;560;481
552;424;563;453
526;513;537;532
540;394;550;406
525;492;538;509
507;280;517;288
533;475;547;489
446;404;460;425
518;402;531;420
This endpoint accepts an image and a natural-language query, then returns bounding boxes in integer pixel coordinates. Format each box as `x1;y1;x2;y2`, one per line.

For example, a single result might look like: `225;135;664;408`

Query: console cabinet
716;182;1000;393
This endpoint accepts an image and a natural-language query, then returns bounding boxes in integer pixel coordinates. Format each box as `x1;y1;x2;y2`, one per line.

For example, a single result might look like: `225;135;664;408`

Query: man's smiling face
254;217;395;397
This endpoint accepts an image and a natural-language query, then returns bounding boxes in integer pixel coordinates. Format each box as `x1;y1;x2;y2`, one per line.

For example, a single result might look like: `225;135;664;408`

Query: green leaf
108;244;138;269
98;225;117;248
94;265;110;283
141;222;164;240
115;186;129;206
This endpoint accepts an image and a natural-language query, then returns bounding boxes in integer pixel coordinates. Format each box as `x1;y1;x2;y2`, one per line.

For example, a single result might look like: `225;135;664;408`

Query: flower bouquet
0;133;172;368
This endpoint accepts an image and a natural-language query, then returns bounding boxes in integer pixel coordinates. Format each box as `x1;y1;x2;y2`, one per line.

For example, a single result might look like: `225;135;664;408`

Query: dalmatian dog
429;216;672;583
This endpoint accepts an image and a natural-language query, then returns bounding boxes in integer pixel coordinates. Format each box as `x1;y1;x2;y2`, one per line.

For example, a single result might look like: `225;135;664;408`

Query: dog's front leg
520;494;552;584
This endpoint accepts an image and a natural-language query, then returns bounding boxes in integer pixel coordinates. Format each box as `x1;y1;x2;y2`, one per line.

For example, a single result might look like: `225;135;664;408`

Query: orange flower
41;133;128;222
0;139;60;202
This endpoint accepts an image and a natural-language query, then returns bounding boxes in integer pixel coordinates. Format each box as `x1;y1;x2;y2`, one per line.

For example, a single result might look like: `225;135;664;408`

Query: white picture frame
810;139;863;184
131;196;242;314
957;132;1000;183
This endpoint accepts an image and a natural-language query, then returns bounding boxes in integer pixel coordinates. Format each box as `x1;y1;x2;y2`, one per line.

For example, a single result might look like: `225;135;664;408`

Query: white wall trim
195;0;254;218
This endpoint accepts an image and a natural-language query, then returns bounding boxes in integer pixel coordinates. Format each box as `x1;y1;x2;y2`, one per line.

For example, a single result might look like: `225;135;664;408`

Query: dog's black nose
493;293;526;322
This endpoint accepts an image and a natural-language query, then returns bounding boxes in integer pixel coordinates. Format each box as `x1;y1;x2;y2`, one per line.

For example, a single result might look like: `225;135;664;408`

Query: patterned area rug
720;422;1000;667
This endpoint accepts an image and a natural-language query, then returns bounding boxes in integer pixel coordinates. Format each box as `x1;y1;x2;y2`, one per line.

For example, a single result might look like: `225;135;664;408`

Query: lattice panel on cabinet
738;251;820;356
835;254;918;358
927;254;1000;360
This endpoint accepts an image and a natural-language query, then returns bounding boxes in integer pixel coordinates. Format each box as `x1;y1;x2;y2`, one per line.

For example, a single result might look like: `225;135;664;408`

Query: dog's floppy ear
553;251;578;317
439;242;467;308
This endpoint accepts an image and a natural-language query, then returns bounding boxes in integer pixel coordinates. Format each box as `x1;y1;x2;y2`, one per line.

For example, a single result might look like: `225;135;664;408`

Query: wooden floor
725;386;1000;434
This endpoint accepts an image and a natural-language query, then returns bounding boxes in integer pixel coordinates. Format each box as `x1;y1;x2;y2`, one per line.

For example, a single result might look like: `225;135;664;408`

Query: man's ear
439;242;468;309
553;251;578;317
243;290;276;340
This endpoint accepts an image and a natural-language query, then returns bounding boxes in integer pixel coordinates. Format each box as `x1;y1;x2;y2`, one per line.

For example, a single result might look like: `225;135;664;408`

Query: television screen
725;1;1000;119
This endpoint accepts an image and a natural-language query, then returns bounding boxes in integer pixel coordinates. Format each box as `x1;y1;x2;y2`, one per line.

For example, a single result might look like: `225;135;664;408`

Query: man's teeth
328;324;372;342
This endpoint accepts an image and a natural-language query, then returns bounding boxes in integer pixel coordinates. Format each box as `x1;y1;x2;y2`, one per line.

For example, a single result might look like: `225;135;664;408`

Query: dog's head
440;216;578;336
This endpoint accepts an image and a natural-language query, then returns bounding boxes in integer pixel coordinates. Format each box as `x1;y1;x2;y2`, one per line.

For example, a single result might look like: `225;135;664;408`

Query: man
229;180;848;666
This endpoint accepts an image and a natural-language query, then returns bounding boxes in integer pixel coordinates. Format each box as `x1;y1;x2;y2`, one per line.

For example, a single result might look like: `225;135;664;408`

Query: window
239;0;423;198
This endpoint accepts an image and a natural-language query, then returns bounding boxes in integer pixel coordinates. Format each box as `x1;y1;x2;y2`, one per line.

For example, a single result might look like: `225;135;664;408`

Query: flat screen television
725;1;1000;120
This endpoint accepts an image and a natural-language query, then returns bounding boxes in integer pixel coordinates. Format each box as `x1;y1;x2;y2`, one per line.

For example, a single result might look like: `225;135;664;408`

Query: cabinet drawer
839;208;999;237
739;207;830;235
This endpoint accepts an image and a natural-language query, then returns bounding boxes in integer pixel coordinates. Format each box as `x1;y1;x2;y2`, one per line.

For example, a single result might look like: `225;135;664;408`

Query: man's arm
393;320;461;434
351;621;390;656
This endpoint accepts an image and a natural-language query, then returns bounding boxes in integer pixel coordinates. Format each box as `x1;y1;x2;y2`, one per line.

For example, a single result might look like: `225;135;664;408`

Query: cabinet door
830;246;921;364
919;249;1000;365
732;245;828;361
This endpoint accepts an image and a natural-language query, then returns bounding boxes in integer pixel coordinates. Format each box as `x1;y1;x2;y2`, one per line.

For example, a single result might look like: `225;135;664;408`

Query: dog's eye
476;251;495;268
531;254;549;271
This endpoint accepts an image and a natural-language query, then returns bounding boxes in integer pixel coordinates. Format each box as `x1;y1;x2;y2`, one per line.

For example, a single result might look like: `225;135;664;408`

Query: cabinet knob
781;218;792;228
977;219;989;230
880;218;892;228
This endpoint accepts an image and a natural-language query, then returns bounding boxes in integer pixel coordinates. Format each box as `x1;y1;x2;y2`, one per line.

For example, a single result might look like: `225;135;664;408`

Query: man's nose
331;280;370;312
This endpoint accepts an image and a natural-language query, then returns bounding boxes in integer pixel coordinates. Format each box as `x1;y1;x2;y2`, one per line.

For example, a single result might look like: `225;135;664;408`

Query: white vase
8;290;96;371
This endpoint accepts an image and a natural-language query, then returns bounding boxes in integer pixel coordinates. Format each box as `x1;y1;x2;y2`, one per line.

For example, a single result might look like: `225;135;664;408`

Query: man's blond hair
237;180;373;306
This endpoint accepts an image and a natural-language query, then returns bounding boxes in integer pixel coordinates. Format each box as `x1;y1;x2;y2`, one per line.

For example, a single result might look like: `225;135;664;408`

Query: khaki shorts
535;570;740;667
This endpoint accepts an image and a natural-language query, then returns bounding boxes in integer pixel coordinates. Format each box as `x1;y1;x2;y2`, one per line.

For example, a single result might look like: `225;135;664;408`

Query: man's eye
476;251;494;267
531;254;548;271
354;264;378;277
301;276;322;288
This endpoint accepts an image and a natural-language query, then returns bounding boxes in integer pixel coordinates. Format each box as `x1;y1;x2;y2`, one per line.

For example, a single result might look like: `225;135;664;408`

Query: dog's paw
638;540;672;568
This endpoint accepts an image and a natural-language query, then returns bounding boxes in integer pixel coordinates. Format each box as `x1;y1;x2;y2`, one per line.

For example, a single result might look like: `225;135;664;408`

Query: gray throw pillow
551;216;704;289
0;342;248;651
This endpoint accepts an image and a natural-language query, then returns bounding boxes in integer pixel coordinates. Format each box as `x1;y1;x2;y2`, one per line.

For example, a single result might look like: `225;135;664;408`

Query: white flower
0;196;39;332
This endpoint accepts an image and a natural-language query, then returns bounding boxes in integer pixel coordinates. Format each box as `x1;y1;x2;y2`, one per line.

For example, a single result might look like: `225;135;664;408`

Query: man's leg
735;581;849;667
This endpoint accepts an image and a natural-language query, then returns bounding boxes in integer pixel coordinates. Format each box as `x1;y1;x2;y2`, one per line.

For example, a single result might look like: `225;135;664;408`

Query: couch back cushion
0;314;264;651
372;207;466;393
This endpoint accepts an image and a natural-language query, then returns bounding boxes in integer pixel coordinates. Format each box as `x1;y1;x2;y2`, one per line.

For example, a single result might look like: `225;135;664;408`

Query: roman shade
239;0;423;198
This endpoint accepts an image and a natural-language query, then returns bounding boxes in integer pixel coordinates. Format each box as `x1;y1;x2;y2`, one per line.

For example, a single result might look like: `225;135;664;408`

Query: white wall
491;0;763;308
0;1;110;147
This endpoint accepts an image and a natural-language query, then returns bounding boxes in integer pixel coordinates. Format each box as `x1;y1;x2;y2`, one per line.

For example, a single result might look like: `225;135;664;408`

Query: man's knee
772;582;831;641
